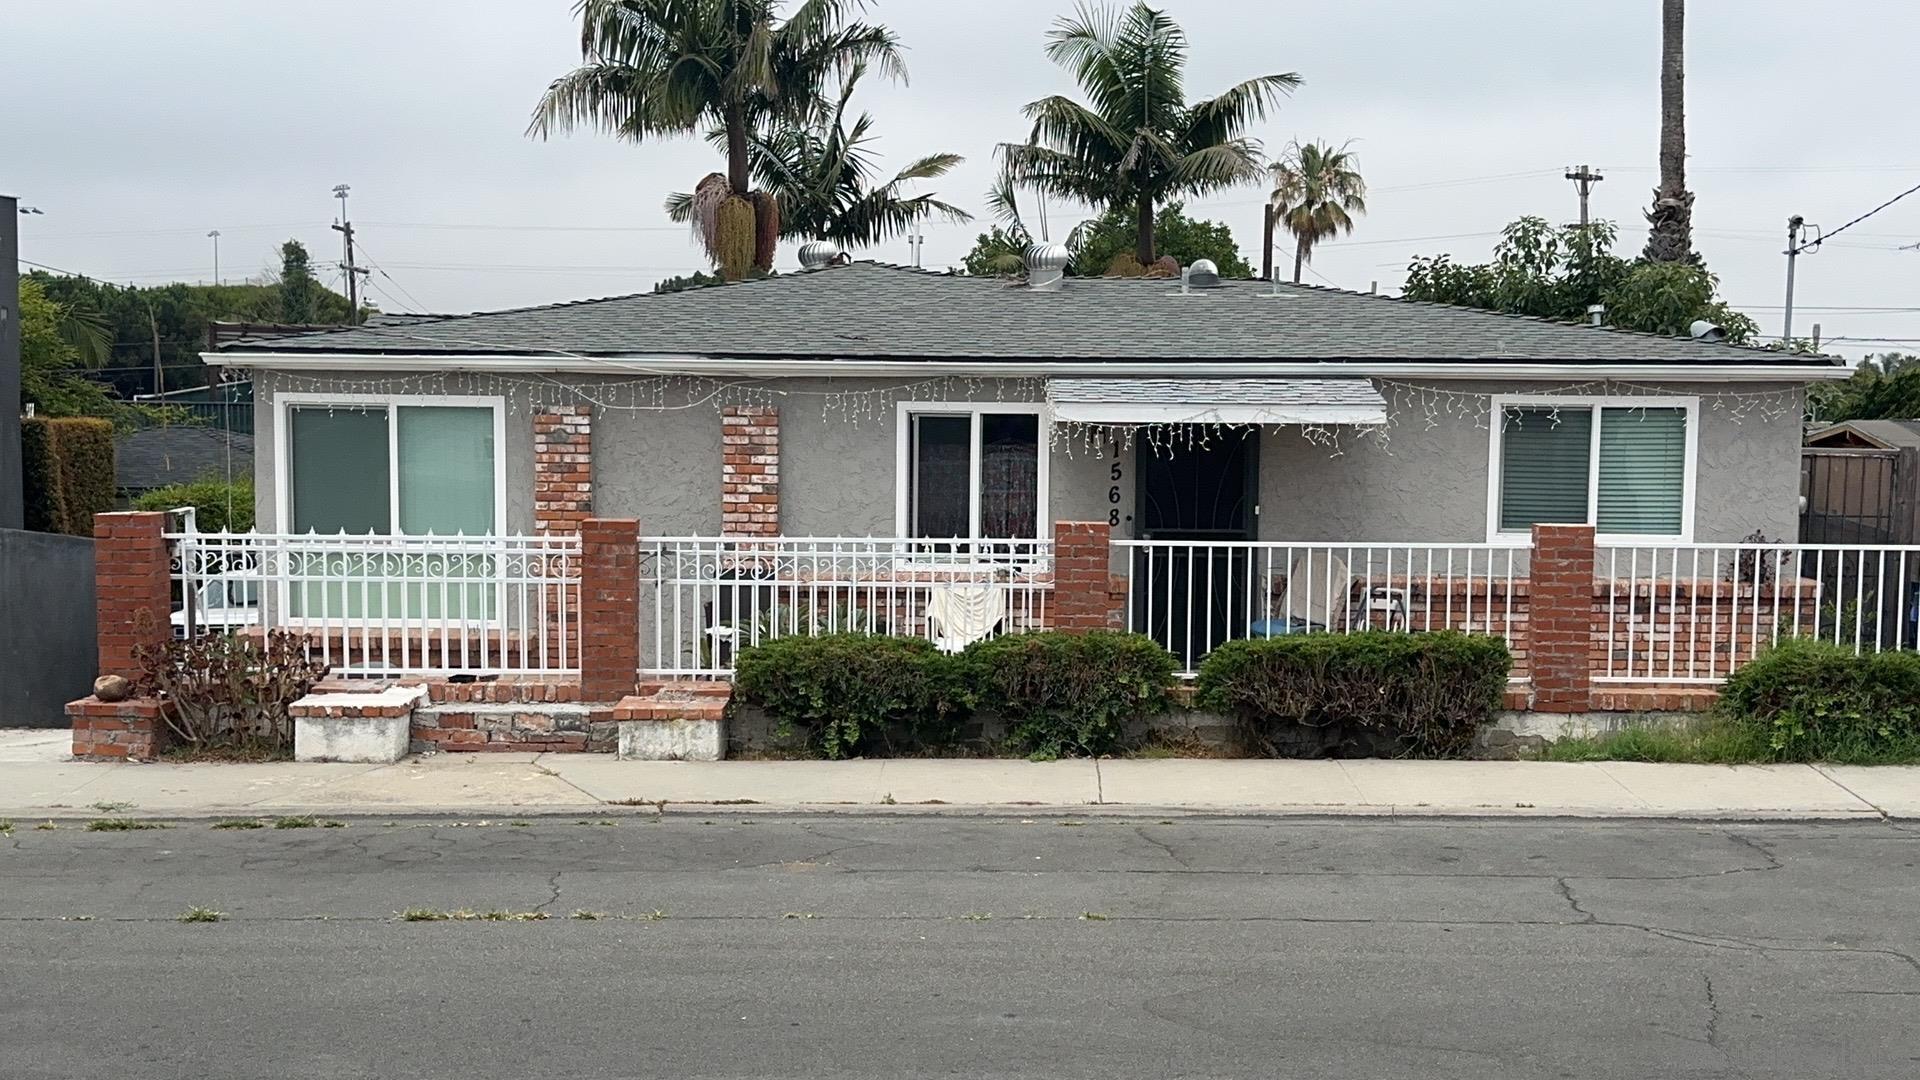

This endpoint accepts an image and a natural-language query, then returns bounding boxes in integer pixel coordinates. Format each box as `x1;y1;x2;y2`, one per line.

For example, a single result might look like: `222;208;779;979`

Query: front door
1133;427;1257;669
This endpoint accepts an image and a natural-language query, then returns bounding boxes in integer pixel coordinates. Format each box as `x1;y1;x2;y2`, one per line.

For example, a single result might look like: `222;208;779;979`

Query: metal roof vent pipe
1025;241;1070;292
798;239;842;270
1587;303;1607;327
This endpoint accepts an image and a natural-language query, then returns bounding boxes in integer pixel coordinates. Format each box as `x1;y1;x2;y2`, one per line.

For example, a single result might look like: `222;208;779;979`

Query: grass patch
569;909;604;921
400;908;450;922
33;821;56;831
210;818;266;830
85;818;169;832
1079;911;1110;921
1539;718;1920;765
272;816;345;829
0;819;12;835
400;908;550;922
178;907;224;923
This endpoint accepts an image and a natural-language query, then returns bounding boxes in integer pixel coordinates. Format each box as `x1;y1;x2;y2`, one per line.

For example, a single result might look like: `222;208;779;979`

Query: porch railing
167;530;582;678
1597;543;1920;684
639;536;1053;678
1113;540;1529;678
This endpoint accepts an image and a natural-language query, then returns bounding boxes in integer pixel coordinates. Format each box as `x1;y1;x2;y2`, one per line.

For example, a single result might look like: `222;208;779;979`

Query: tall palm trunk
1292;237;1307;284
723;103;750;193
1135;195;1155;264
1644;0;1696;264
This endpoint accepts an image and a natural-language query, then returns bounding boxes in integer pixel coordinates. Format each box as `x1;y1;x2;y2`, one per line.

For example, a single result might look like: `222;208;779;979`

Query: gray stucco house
207;258;1840;549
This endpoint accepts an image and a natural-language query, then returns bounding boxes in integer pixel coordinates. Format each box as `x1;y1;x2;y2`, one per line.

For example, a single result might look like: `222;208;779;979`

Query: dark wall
0;527;95;726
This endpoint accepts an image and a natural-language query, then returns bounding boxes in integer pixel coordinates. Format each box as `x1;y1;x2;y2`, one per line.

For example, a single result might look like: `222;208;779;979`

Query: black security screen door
1133;427;1257;667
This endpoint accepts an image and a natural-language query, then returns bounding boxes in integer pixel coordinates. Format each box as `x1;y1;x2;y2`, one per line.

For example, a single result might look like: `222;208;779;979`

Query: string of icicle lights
262;370;1805;458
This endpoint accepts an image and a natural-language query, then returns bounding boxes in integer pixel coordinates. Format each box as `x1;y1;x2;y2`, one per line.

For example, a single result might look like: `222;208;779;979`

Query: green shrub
133;474;256;532
21;416;114;536
1717;638;1920;762
962;631;1176;758
731;634;967;759
1195;631;1511;758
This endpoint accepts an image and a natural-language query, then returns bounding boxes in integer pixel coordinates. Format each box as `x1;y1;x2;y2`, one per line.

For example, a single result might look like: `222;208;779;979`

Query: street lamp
17;206;42;215
207;229;221;285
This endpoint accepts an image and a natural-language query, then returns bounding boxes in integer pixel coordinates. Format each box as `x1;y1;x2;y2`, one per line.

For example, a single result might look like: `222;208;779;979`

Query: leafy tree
998;1;1299;265
961;225;1033;277
1644;0;1697;264
668;65;969;251
1268;140;1367;283
1069;203;1252;278
18;278;134;420
651;269;728;294
1808;355;1920;422
1402;216;1755;343
278;240;319;323
530;0;905;280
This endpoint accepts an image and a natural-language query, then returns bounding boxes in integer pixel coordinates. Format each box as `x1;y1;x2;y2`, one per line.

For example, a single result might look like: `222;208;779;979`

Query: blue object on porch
1247;617;1323;637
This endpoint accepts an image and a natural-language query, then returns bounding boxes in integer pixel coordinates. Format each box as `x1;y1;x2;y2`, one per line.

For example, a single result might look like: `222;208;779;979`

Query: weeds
0;819;12;835
1543;721;1772;764
33;821;56;831
399;908;549;922
89;801;135;813
178;907;224;923
1079;911;1110;921
210;819;266;830
86;818;169;832
569;909;604;921
400;908;450;922
271;816;345;829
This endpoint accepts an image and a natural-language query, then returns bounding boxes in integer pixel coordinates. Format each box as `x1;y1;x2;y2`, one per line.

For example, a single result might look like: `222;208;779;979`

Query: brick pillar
1529;523;1595;713
93;511;172;682
534;405;592;533
580;518;640;700
1053;521;1121;633
721;406;779;536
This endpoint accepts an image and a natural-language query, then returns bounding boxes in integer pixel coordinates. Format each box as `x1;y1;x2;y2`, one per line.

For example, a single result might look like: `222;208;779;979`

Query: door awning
1045;377;1387;426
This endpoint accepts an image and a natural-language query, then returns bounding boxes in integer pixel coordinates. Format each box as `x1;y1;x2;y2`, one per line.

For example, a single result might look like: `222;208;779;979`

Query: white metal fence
1113;540;1529;677
168;530;582;678
1598;543;1920;683
639;537;1053;677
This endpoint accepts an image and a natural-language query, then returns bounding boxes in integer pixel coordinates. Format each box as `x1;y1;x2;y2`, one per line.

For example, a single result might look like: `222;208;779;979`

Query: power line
1811;180;1920;246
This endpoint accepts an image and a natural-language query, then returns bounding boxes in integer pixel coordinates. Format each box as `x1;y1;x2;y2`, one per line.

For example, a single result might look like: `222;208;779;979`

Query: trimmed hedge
962;631;1177;757
1195;631;1511;758
1718;639;1920;762
132;475;255;532
732;634;967;759
22;416;115;536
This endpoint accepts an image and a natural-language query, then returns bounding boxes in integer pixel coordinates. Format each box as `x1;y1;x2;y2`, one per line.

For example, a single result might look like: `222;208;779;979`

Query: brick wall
69;698;168;761
1053;521;1123;632
580;518;640;700
1528;524;1595;712
534;405;592;533
721;406;779;536
92;511;172;681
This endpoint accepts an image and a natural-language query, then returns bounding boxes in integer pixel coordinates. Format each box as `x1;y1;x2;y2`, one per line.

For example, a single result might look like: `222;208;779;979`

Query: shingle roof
1806;419;1920;449
115;427;254;492
218;261;1832;366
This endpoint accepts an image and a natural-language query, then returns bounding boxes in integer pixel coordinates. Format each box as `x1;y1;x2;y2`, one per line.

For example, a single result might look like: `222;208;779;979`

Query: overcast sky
6;1;1916;357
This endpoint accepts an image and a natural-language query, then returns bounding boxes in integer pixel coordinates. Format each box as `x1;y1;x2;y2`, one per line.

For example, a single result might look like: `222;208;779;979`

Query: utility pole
331;184;364;325
1565;165;1604;229
1783;214;1813;343
1261;204;1276;281
2;195;23;530
207;229;220;286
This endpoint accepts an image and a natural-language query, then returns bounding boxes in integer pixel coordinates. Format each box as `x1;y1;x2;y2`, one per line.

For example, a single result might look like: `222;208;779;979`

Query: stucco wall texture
253;373;1804;544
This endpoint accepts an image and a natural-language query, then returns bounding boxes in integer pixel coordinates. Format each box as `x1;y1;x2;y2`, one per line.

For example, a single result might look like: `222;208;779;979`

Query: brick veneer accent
68;697;169;761
721;406;779;535
92;511;173;682
1529;523;1595;712
1053;521;1123;632
581;518;641;700
534;405;592;533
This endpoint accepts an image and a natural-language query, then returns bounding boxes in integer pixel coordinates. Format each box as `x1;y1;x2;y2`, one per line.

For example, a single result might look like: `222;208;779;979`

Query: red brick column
534;405;592;534
580;518;640;700
1530;524;1596;713
93;511;172;682
1053;521;1121;632
69;698;169;761
721;406;779;536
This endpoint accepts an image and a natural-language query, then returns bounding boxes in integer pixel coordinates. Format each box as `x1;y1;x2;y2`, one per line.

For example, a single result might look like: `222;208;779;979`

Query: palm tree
1643;0;1696;264
1268;140;1367;284
529;0;905;279
666;65;971;251
998;1;1300;267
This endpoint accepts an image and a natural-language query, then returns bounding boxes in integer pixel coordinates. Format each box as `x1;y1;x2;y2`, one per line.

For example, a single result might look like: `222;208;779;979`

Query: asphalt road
3;812;1918;1080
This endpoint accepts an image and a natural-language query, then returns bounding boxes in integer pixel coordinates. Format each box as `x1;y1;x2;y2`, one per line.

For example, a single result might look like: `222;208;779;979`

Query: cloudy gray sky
6;1;1916;356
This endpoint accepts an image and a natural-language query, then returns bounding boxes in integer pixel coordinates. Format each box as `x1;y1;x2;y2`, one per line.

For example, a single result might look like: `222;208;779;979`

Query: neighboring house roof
1804;419;1920;450
214;262;1838;368
115;427;255;492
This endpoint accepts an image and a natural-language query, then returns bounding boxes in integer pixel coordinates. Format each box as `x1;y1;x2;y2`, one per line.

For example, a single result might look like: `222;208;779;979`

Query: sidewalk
3;729;1915;820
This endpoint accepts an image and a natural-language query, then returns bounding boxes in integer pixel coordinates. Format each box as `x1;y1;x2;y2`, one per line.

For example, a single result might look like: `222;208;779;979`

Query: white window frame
274;392;508;535
1485;394;1699;544
893;401;1050;540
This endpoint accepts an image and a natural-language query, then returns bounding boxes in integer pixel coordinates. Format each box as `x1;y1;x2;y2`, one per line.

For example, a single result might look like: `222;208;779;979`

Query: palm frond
1181;72;1301;152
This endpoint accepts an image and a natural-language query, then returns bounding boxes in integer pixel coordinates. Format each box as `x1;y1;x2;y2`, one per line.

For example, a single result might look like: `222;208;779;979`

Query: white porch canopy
1044;377;1387;427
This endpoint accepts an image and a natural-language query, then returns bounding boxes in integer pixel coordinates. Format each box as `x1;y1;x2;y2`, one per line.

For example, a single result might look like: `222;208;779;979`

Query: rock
93;675;131;702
